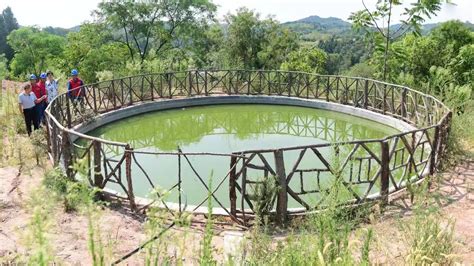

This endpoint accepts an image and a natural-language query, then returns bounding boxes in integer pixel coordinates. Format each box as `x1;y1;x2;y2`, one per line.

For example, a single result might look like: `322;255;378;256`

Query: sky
0;0;472;28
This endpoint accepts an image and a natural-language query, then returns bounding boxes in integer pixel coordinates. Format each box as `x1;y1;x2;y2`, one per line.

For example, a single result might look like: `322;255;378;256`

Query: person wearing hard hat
36;72;48;124
67;69;84;100
30;74;47;127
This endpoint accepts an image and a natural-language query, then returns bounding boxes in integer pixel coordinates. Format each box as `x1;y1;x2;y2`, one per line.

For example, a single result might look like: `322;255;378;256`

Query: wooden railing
44;70;452;225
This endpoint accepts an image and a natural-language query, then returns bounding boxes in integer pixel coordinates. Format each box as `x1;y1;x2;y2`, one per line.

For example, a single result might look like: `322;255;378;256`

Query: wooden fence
44;70;452;225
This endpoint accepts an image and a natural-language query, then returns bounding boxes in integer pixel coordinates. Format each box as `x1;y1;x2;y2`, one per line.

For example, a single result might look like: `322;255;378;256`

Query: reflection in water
83;104;401;208
89;104;398;152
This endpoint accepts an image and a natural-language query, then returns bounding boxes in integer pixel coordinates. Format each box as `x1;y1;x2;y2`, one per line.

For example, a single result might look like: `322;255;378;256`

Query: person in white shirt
45;70;60;104
18;83;44;135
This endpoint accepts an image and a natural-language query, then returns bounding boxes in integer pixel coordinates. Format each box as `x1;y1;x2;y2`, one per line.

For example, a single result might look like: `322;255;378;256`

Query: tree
280;47;327;73
398;34;441;81
449;44;474;85
349;0;449;80
0;54;8;80
224;8;299;69
431;20;474;64
62;23;130;83
0;7;19;62
95;0;216;65
7;27;65;77
318;34;371;74
344;62;376;78
184;24;224;68
258;22;299;69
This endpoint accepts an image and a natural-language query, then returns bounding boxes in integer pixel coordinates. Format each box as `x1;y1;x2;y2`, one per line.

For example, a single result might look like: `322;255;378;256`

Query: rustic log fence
44;70;451;225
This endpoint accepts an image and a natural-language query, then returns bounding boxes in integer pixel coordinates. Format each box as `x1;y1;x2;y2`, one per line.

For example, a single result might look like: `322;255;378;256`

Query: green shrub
43;167;96;212
30;128;48;166
64;181;93;212
248;175;279;220
42;167;69;195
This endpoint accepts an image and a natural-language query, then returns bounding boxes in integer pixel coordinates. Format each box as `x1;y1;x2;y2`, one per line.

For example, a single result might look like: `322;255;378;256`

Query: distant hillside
37;25;80;36
284;15;474;41
12;25;81;36
283;15;353;40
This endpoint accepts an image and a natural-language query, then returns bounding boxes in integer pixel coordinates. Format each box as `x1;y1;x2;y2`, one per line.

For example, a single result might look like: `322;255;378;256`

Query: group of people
18;69;84;135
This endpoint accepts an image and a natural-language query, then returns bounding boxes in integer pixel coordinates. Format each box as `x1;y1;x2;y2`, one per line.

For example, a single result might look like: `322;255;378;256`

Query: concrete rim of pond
44;70;452;225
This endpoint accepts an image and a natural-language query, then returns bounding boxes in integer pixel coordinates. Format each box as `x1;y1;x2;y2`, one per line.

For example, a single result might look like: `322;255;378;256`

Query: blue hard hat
40;72;47;79
71;69;78;76
29;74;37;80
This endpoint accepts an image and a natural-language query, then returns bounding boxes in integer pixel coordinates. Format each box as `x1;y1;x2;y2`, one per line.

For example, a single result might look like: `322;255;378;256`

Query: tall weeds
24;189;54;265
241;161;374;265
200;178;216;265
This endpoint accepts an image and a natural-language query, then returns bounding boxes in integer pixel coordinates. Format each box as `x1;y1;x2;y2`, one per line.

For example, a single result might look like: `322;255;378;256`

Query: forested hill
283;15;474;41
37;15;474;41
283;15;351;35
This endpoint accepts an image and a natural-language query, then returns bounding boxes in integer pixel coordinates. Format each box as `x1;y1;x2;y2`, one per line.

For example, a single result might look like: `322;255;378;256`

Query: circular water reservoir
82;104;400;209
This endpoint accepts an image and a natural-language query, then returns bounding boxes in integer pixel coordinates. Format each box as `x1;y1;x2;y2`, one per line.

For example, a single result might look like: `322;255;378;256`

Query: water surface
84;104;400;209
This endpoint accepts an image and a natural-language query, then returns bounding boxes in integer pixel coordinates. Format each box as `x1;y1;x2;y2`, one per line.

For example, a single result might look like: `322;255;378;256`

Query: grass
450;100;474;159
402;211;456;265
0;80;466;265
24;188;55;265
200;178;216;265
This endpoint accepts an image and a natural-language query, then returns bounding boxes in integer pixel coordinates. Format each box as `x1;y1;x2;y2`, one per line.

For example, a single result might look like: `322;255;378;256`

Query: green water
83;104;400;210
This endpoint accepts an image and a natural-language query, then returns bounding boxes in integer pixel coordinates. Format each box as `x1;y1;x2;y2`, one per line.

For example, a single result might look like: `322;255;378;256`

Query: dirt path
368;159;474;264
0;159;473;264
0;166;148;264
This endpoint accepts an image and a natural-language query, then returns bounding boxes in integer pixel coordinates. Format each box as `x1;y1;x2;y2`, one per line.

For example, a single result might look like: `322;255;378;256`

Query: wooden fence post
326;77;330;102
437;111;453;169
274;149;287;225
65;97;72;128
287;72;292;97
125;146;136;211
380;140;390;205
204;70;208;96
92;86;97;112
401;88;407;118
429;126;440;176
93;141;103;188
178;152;182;213
364;79;369;109
247;71;251;95
51;123;58;165
168;73;173;99
188;71;193;96
62;130;73;179
229;155;238;217
128;77;133;106
45;118;51;153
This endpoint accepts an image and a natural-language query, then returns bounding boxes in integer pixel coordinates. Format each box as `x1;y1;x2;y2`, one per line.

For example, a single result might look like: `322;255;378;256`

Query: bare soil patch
0;159;472;264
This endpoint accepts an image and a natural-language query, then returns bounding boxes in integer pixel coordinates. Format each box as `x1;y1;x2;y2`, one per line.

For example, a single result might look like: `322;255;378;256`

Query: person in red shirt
37;73;48;124
30;74;47;126
67;69;85;100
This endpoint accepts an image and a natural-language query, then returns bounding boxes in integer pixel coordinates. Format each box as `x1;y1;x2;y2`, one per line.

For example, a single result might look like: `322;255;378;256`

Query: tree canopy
0;7;19;62
224;8;299;69
7;27;65;77
95;0;216;65
280;47;327;73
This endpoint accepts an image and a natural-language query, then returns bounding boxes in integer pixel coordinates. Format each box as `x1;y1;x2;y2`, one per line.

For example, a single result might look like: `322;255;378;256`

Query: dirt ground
0;159;473;264
368;159;474;264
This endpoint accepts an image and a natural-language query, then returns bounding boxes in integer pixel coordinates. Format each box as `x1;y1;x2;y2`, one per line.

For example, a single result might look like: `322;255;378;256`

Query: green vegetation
0;0;473;264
